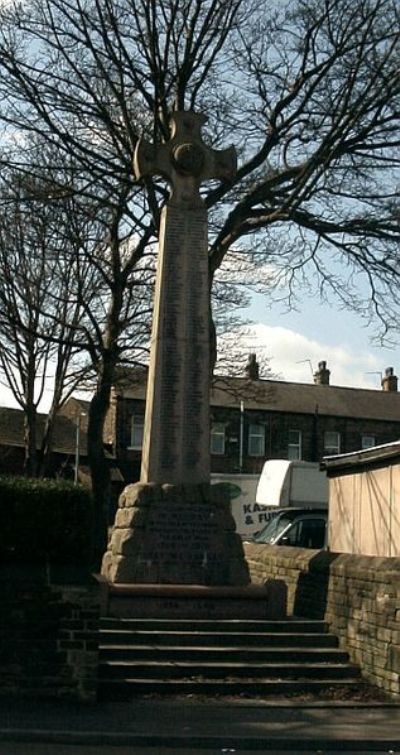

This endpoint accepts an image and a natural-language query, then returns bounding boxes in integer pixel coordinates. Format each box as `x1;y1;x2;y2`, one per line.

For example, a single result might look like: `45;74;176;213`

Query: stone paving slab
1;747;399;755
1;699;400;751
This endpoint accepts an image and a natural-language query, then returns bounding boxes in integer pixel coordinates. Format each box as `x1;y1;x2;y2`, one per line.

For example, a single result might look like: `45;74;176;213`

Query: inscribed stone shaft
134;112;236;486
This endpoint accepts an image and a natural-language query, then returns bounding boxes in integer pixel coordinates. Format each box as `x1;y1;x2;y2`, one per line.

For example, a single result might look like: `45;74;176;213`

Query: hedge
0;476;94;567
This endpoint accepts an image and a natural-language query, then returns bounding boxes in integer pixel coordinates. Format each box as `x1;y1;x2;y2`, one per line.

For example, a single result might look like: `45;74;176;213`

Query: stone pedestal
101;482;250;586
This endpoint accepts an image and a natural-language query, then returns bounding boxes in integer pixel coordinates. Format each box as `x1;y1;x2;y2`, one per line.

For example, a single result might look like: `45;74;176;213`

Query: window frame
324;430;341;456
248;422;265;457
128;413;145;450
210;422;226;455
361;434;375;450
288;429;302;460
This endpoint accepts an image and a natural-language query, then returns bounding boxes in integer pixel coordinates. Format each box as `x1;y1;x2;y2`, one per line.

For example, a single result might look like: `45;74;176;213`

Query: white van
212;460;328;540
256;459;328;509
210;473;266;538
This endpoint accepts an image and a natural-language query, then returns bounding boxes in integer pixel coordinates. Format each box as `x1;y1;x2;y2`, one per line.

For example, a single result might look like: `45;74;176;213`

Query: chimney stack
245;353;260;380
313;360;330;385
382;367;398;392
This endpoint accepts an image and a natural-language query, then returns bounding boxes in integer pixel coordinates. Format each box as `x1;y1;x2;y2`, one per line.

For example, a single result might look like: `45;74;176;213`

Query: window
288;429;302;460
361;435;375;450
129;414;144;449
210;422;225;455
253;511;327;549
248;423;265;457
324;431;341;455
282;517;326;549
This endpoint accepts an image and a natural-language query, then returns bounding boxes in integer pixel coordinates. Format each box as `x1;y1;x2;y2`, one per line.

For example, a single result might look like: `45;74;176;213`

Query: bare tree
0;0;398;562
207;0;400;329
0;168;102;474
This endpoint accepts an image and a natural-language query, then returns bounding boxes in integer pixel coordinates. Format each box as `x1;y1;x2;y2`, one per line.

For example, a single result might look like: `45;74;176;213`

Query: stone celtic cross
134;111;237;486
101;112;250;586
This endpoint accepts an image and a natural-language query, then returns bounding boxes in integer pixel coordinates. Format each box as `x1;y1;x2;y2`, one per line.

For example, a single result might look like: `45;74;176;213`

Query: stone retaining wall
245;544;400;696
0;569;100;702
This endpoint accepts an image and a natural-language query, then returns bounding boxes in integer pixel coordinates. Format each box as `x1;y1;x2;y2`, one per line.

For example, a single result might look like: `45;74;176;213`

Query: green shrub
0;476;94;566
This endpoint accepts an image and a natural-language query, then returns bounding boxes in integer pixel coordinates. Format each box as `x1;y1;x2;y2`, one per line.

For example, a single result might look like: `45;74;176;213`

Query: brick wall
0;569;100;702
245;543;400;696
115;394;400;481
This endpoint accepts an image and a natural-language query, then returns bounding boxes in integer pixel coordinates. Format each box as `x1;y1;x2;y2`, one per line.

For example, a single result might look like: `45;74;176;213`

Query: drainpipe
239;400;244;473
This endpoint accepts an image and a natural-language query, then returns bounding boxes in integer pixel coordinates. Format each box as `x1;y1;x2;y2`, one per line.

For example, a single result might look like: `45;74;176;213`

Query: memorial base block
101;482;250;586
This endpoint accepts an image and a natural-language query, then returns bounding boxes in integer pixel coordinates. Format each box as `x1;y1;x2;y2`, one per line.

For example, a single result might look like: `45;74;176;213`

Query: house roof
0;401;121;466
113;368;400;423
210;377;400;421
0;407;88;455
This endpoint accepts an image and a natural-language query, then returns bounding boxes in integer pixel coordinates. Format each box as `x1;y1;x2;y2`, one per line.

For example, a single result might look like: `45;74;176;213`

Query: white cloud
0;321;392;411
0;384;19;409
228;322;388;390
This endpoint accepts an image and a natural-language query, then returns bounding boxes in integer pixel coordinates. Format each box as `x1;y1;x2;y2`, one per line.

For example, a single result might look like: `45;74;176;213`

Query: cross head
134;111;237;208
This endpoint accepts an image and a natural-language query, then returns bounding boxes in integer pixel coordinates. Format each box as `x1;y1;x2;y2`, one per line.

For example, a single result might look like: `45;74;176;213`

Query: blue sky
1;288;399;411
239;291;400;390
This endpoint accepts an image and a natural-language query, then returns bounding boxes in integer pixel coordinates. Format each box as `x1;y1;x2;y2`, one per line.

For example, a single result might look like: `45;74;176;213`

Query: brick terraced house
1;358;399;492
107;358;400;485
0;397;121;490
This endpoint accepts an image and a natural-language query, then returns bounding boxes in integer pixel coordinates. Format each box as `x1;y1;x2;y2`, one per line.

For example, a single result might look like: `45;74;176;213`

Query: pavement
1;697;400;752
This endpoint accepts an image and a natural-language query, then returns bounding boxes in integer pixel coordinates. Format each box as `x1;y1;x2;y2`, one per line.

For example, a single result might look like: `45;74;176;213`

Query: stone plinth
98;582;286;619
101;482;250;586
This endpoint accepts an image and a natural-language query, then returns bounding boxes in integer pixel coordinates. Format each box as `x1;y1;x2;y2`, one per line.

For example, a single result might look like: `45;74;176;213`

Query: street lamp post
74;413;86;485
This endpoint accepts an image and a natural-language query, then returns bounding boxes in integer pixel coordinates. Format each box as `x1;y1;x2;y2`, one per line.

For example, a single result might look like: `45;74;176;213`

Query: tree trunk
87;356;115;571
24;358;38;477
23;405;38;477
39;404;59;478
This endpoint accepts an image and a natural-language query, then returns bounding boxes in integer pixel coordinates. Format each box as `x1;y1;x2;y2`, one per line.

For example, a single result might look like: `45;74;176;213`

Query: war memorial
2;113;399;705
102;111;251;588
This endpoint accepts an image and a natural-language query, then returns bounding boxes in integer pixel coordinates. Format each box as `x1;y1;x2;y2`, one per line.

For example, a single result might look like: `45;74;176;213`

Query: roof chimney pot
245;353;260;380
382;367;398;392
313;360;330;385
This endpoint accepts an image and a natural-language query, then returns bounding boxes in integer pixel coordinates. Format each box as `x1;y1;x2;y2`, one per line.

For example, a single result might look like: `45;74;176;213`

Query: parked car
249;507;328;549
212;460;328;540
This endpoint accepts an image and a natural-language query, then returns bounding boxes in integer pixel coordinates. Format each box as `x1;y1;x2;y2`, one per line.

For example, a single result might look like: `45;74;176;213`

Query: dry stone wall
245;543;400;697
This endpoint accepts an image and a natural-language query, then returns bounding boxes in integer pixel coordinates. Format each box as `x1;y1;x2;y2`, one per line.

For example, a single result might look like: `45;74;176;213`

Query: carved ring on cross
133;111;237;208
172;143;205;177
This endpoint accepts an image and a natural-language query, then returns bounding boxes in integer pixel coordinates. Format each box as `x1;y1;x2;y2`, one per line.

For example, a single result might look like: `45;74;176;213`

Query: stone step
97;614;364;701
100;617;328;634
98;677;366;699
99;629;338;648
99;659;360;680
99;660;360;680
99;644;349;663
